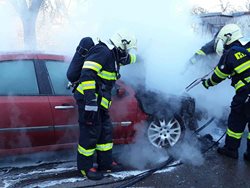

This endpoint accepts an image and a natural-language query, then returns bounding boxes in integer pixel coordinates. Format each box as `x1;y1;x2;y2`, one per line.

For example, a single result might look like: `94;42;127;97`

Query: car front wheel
147;115;185;148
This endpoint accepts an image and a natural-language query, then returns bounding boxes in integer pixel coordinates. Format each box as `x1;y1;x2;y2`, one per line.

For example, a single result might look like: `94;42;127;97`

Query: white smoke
0;1;22;51
0;0;238;166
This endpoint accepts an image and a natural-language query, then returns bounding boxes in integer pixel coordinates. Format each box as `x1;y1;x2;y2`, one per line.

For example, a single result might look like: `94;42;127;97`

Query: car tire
147;114;185;148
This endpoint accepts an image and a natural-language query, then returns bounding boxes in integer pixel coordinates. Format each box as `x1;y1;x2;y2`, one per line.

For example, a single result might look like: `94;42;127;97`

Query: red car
0;52;197;157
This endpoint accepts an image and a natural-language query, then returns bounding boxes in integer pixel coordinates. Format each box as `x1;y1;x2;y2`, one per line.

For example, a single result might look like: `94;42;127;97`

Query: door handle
55;105;75;110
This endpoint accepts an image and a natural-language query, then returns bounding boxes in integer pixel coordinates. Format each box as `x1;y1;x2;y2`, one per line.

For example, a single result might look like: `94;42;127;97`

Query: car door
45;60;79;145
0;59;54;153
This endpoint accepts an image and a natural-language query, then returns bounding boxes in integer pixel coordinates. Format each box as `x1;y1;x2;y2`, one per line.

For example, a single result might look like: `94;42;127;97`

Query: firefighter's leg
218;94;248;159
244;123;250;161
77;106;101;171
224;107;247;150
225;95;248;150
96;109;113;170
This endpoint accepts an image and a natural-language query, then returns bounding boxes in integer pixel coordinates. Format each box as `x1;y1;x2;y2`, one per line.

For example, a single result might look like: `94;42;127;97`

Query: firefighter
201;24;250;161
189;30;220;65
70;31;137;180
189;37;215;64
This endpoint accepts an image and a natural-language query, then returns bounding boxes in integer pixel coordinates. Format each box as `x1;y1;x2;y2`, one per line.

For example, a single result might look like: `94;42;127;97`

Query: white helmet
214;24;243;56
109;30;137;51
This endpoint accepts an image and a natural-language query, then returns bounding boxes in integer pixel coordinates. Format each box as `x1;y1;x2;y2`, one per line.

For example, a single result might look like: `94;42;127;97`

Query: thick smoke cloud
0;0;237;167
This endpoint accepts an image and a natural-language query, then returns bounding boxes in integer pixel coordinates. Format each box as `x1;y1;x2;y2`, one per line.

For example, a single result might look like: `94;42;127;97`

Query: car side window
0;60;39;95
45;60;72;95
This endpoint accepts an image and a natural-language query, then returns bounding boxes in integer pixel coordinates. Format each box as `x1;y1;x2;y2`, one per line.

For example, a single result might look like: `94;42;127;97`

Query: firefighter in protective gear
70;31;137;180
202;24;250;160
189;31;219;65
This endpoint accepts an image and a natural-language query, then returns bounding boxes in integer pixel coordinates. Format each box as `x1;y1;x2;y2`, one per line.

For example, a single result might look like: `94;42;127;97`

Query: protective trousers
76;100;113;171
225;89;250;151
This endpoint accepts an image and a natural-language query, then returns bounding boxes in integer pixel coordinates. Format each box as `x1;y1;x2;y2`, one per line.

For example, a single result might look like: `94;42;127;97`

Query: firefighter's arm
190;39;216;65
202;55;231;89
118;51;137;66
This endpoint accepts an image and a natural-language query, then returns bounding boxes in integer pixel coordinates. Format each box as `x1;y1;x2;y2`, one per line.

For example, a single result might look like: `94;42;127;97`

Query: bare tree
219;0;232;13
8;0;71;50
245;0;250;11
9;0;43;50
191;7;208;15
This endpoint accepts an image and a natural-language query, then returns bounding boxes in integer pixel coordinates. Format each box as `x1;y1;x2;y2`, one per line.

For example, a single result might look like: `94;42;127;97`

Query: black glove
84;110;97;125
115;48;129;64
202;79;210;89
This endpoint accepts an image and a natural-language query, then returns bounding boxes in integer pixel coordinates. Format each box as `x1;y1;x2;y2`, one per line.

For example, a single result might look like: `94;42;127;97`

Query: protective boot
217;146;238;159
99;161;124;173
244;152;250;162
80;167;104;180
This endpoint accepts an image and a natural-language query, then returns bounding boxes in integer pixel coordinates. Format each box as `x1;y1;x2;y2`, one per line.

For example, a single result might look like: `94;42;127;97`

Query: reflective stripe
80;170;86;176
204;80;210;88
98;70;117;80
76;87;84;94
196;49;206;55
234;60;250;74
96;143;113;151
234;76;250;91
78;144;95;156
234;80;245;91
85;105;98;111
130;54;136;64
82;61;102;72
214;67;229;79
226;128;243;139
76;80;96;94
210;77;217;86
248;133;250;140
100;97;111;109
245;76;250;82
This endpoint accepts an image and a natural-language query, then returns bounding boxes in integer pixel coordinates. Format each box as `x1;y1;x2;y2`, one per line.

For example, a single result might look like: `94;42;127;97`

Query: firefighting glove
202;79;210;89
84;110;97;125
115;48;129;65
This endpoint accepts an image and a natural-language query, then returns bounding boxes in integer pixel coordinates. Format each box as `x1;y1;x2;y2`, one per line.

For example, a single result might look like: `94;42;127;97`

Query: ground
1;128;250;188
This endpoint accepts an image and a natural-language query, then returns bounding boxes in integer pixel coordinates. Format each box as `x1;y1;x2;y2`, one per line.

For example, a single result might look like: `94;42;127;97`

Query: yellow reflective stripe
204;80;210;88
76;87;84;94
78;144;95;156
82;61;102;72
130;54;136;64
196;49;206;55
234;75;250;91
226;128;243;139
98;70;117;80
234;60;250;74
100;97;110;109
245;76;250;83
214;67;229;79
248;133;250;140
210;77;217;86
80;170;86;176
76;80;96;94
96;143;113;151
234;80;245;91
79;81;96;90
